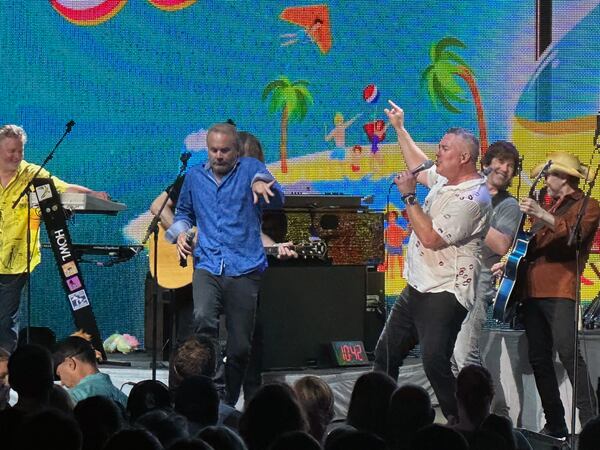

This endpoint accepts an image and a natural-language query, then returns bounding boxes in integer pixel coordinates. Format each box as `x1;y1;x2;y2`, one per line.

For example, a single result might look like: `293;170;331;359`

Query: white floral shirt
404;167;492;310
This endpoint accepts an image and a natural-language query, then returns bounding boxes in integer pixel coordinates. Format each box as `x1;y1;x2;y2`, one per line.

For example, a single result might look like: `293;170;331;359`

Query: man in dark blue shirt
167;122;284;406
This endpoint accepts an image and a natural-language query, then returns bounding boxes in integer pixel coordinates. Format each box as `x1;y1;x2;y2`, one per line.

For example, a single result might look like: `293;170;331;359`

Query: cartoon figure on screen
280;18;323;47
278;5;332;54
363;119;388;172
325;112;362;160
350;145;363;172
384;210;410;279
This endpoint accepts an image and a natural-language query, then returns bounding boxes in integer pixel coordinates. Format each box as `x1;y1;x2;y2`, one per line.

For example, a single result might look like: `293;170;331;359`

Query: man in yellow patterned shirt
0;124;108;352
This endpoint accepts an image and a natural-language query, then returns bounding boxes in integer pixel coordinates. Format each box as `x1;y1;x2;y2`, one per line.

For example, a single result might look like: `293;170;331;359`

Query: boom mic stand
142;152;191;380
11;120;75;345
566;131;599;446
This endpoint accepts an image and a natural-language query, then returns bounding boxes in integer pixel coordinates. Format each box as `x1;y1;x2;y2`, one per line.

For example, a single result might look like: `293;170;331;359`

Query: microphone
180;151;192;164
410;159;435;175
481;166;493;176
179;229;195;267
180;151;192;171
66;120;75;132
389;160;435;190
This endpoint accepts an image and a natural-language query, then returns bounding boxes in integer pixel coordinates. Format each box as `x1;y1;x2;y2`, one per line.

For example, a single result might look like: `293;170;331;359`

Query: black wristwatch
402;192;418;206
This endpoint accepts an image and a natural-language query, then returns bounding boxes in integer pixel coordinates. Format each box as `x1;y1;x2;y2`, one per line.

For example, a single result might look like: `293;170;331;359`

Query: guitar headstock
296;240;328;259
528;159;553;198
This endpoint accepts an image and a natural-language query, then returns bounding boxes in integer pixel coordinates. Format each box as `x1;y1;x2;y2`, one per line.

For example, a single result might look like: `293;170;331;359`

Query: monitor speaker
365;270;385;354
258;265;366;370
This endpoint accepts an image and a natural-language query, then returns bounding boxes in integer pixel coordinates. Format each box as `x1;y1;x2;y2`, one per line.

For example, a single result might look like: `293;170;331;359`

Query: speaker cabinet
258;265;366;370
364;270;385;354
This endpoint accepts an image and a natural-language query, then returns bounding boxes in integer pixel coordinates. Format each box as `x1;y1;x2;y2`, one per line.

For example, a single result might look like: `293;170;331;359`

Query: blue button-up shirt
168;157;284;276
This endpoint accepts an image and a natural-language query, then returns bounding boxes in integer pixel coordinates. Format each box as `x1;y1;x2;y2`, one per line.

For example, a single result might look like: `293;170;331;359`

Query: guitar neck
264;245;295;256
263;242;326;259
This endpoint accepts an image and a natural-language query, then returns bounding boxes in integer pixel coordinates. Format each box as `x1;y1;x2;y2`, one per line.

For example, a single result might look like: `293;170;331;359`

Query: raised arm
384;100;431;186
150;191;176;229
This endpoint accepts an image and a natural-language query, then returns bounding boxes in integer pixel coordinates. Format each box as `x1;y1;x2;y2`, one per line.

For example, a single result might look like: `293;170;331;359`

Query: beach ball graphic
363;84;380;104
50;0;128;26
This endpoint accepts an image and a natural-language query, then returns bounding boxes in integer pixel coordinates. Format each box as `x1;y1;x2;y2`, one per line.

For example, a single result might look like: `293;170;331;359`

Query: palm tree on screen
421;37;488;156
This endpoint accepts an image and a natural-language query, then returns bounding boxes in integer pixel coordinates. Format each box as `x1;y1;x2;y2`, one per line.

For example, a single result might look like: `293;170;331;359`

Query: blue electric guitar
492;160;553;323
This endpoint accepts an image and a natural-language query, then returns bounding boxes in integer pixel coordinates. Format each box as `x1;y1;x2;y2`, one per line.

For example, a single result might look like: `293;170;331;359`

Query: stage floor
98;352;430;419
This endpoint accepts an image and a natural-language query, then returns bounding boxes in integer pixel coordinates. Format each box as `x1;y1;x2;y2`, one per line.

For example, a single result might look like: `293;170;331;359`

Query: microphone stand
566;157;599;446
11;120;75;344
142;152;190;380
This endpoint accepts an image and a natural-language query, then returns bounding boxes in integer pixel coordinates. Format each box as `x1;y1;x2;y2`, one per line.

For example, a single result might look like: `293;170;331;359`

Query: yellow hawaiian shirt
0;161;69;274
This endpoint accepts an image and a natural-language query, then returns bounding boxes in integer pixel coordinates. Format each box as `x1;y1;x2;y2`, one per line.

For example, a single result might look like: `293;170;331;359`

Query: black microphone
180;151;192;164
180;151;192;171
389;159;435;189
66;120;75;132
481;166;494;176
409;159;435;175
179;229;195;267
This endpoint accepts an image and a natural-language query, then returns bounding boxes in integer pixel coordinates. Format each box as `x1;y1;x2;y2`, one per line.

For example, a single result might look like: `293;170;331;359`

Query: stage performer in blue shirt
167;122;284;406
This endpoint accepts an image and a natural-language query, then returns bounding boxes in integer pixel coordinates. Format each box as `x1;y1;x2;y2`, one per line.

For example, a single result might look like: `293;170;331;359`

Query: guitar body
148;226;193;290
492;230;531;322
148;229;328;290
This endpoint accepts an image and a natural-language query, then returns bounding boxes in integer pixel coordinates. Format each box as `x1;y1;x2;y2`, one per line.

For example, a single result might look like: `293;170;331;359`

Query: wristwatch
402;192;418;206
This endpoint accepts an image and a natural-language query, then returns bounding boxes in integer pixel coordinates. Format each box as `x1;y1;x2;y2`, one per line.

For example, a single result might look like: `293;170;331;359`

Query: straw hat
531;152;596;182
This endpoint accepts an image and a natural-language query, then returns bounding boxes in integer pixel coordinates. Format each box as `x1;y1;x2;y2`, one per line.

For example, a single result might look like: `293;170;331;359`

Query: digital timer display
331;341;368;366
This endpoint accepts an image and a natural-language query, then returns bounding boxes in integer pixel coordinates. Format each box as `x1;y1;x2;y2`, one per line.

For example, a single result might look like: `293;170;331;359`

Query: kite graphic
50;0;128;26
280;4;332;54
147;0;197;11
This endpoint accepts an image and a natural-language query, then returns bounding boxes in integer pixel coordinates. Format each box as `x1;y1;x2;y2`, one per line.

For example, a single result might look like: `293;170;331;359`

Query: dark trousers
374;285;467;418
522;298;598;429
0;274;27;352
172;284;194;346
242;309;263;405
192;268;261;406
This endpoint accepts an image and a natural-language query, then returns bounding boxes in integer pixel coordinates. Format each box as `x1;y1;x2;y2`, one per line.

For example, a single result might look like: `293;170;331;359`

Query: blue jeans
0;274;27;352
452;295;490;372
192;268;261;406
374;285;467;418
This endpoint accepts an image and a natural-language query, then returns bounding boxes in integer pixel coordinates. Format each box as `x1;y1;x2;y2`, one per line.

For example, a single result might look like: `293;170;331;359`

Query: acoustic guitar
148;227;328;290
492;160;552;323
148;226;194;290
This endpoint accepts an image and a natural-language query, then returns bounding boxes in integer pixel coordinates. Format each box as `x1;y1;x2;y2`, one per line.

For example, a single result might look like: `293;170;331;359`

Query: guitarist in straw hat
495;151;599;438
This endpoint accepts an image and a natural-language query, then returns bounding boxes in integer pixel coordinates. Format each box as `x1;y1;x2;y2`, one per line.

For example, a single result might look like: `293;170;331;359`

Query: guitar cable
380;178;395;373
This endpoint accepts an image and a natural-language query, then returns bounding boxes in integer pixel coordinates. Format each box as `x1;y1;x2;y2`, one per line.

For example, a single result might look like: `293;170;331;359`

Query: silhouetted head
197;425;248;450
346;371;397;439
103;429;162;450
75;396;125;450
411;424;469;450
19;408;82;450
387;384;435;448
455;365;494;427
127;379;172;422
239;383;307;450
174;375;219;427
8;344;54;399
